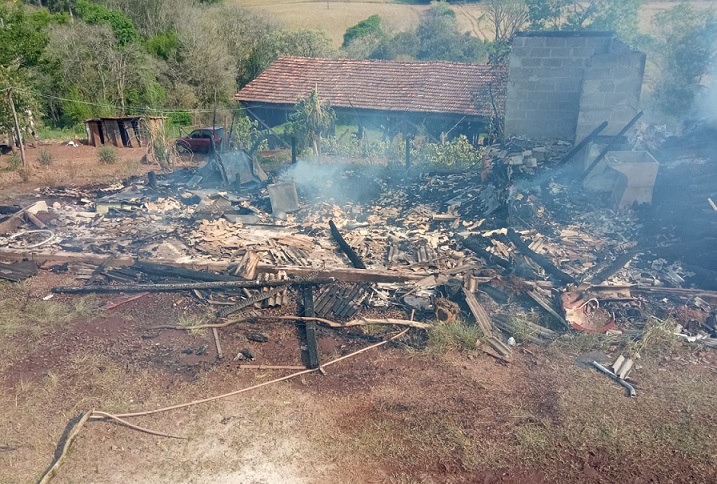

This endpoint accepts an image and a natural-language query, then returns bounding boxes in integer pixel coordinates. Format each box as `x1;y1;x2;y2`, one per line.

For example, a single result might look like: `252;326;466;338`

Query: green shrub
37;148;54;166
7;152;22;171
98;146;117;164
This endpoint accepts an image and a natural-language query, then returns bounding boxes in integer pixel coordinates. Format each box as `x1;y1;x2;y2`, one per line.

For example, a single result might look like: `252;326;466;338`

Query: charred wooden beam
85;254;116;286
329;220;366;269
586;247;640;285
556;121;608;166
133;261;240;282
506;229;575;285
301;285;320;369
52;279;299;294
582;111;643;182
462;235;511;269
0;249;431;283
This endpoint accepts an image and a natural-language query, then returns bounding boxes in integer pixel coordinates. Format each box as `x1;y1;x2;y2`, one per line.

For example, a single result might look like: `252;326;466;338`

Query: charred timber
586;247;641;285
582;111;644;182
506;228;576;285
462;235;511;269
53;278;336;294
556;121;608;166
133;261;240;282
301;285;320;369
329;220;366;269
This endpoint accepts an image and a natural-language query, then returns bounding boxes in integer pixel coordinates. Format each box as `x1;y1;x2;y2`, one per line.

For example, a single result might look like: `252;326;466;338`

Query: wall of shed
504;33;645;142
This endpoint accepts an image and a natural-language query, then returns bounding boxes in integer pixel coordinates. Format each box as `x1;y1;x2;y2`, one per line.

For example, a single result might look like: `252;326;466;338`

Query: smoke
696;65;717;124
275;159;383;205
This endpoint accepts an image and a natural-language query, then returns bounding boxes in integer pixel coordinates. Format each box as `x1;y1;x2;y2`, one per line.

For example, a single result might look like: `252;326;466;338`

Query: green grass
426;320;483;352
36;125;86;142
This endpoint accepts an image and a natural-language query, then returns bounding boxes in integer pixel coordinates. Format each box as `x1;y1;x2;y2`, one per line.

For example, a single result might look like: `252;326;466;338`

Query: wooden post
301;285;320;369
291;137;297;164
7;89;26;168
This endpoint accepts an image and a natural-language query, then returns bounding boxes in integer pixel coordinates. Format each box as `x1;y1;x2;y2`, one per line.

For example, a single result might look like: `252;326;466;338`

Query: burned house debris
1;31;716;435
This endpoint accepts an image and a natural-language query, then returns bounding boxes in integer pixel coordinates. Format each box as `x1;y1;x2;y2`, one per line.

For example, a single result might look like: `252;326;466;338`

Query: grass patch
36;148;54;166
177;310;214;334
6;152;22;171
98;145;117;164
629;318;681;358
0;282;97;338
426;320;482;352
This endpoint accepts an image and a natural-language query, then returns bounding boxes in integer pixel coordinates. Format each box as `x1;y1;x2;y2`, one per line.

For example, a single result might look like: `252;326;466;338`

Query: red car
176;127;224;153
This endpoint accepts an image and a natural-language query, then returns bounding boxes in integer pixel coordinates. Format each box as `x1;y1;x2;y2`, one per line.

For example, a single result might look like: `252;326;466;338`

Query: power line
15;89;262;115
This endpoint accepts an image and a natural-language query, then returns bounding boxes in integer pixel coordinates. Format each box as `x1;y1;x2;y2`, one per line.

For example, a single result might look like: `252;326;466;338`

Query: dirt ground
1;270;717;484
1;149;717;483
0;142;201;198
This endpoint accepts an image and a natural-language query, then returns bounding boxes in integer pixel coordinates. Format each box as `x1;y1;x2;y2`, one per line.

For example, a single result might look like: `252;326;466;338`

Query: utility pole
7;89;26;168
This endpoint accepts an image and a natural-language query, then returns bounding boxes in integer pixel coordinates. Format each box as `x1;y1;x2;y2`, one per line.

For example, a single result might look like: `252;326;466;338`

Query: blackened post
329;220;366;269
291;137;297;164
301;285;320;369
556;121;608;166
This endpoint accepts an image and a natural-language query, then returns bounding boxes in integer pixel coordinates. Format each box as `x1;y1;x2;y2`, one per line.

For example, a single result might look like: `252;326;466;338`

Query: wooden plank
527;290;568;328
462;287;494;338
103;120;122;147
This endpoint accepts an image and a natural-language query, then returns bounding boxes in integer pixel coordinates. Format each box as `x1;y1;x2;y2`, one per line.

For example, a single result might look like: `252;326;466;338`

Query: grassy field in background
232;0;715;47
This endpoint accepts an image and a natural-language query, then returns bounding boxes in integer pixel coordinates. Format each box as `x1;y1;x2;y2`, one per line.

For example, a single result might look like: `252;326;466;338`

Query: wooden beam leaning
329;220;366;269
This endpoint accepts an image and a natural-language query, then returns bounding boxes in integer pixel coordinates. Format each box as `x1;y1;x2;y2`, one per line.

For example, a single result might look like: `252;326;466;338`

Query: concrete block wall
504;32;644;142
576;42;646;141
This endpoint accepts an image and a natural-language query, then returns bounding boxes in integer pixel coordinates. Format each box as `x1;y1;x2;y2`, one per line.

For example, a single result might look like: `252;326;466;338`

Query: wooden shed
84;116;165;148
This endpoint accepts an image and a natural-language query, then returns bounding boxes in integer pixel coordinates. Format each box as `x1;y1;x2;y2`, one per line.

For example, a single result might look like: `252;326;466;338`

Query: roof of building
235;57;507;118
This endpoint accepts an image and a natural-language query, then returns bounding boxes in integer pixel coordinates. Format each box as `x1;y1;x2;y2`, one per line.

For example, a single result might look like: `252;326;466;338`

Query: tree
525;0;642;41
288;88;335;158
75;0;141;46
342;15;382;48
370;31;420;60
44;22;154;121
242;29;333;87
483;0;528;64
0;66;41;147
416;1;487;62
647;3;717;116
0;4;52;68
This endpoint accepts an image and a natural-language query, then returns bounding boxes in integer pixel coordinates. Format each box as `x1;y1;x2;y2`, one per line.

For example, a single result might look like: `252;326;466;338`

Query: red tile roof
235;57;506;118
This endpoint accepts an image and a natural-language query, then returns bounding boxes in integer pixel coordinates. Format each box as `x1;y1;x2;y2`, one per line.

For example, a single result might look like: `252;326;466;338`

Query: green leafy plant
287;88;336;159
98;145;117;165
